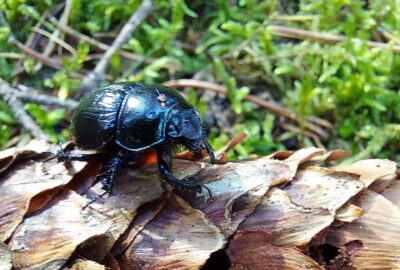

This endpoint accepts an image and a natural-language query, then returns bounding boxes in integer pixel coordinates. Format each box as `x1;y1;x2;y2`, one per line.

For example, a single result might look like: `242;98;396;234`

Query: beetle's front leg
156;145;212;198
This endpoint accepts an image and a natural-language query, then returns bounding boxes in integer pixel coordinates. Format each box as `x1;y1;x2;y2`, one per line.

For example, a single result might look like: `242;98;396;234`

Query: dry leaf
119;194;226;270
309;149;352;164
284;167;364;214
0;158;85;242
227;231;323;270
238;188;334;247
111;194;169;256
266;150;293;160
184;158;291;236
327;190;400;269
102;254;121;270
380;180;400;206
69;260;106;270
0;147;15;173
282;147;325;180
335;159;397;188
9;189;113;269
335;203;364;223
1;140;398;270
74;164;165;262
0;242;11;270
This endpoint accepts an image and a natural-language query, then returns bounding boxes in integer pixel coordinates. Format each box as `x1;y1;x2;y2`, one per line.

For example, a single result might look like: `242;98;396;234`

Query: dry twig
49;17;146;63
269;25;400;52
16;84;78;110
0;12;49;140
281;123;324;148
32;27;76;55
79;0;154;94
0;80;49;140
377;26;400;46
34;0;72;72
11;3;65;79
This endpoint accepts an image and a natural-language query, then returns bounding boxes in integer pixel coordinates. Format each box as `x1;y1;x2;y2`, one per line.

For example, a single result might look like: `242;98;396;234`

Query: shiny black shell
72;82;192;151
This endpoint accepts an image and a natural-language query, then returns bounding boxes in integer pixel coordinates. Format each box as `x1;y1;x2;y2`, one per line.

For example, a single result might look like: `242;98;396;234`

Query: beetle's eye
167;124;180;138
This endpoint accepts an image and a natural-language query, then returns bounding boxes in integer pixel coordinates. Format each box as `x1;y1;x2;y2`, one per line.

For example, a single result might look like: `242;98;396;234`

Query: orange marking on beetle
137;148;158;167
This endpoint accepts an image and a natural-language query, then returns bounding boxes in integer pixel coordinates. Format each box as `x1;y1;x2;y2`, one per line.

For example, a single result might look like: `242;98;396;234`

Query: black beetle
58;82;215;204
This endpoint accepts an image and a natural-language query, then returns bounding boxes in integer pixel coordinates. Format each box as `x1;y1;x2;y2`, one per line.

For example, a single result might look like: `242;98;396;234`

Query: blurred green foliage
0;0;400;161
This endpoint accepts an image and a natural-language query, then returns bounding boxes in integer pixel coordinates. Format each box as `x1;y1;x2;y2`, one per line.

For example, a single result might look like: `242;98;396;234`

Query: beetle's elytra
58;82;215;206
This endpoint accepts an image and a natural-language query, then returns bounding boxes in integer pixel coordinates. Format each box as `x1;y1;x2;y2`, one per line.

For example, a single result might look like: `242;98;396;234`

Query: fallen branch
163;79;329;138
16;84;78;110
79;0;154;94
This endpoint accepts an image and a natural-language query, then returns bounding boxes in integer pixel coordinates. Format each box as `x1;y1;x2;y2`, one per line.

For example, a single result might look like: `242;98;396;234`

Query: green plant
1;0;400;161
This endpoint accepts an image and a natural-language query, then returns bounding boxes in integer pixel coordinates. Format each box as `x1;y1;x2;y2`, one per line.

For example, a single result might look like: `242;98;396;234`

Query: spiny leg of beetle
56;146;110;162
82;151;124;210
204;139;216;165
156;145;213;199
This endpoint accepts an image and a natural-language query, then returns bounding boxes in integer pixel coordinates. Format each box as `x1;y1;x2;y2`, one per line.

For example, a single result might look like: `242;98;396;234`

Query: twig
79;0;154;94
269;25;400;52
272;15;318;22
32;26;76;55
16;84;78;110
281;123;324;148
15;42;64;69
0;11;49;139
34;0;72;72
0;80;49;140
0;52;24;59
0;10;62;70
306;115;333;129
49;16;180;71
12;3;65;79
377;26;400;46
49;17;143;61
214;131;247;162
163;79;329;138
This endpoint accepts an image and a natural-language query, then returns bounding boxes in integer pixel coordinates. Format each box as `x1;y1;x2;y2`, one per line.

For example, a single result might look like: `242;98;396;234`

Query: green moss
0;0;399;161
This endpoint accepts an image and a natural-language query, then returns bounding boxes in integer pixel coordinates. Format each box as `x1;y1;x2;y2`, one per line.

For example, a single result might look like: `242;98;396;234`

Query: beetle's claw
81;190;109;210
200;184;213;200
171;178;213;200
55;144;70;161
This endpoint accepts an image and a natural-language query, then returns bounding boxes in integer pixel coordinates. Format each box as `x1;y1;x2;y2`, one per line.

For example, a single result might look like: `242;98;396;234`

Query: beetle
57;82;215;204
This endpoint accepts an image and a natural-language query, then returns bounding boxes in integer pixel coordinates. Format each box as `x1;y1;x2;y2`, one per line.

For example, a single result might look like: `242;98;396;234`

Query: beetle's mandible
57;82;215;206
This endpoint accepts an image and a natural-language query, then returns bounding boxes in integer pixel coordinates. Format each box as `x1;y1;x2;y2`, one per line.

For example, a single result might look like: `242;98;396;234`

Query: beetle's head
166;104;215;164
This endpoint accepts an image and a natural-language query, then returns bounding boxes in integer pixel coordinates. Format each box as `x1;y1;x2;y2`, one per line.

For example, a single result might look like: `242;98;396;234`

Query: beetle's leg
156;145;212;198
56;147;109;162
204;139;216;164
82;151;124;210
